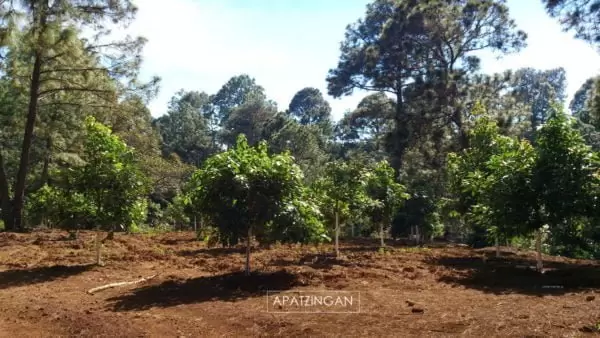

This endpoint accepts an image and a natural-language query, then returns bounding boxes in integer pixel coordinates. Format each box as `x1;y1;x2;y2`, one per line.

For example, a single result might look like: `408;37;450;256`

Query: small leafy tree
448;104;513;248
73;117;150;265
447;104;537;255
531;107;600;265
362;161;409;248
313;161;367;257
461;136;537;257
448;104;600;267
188;134;325;275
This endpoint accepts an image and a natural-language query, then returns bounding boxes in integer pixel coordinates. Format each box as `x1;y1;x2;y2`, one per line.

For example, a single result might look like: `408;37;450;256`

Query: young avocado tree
447;104;537;257
362;160;409;249
531;107;600;269
73;117;150;265
187;134;325;275
449;104;600;270
313;161;367;257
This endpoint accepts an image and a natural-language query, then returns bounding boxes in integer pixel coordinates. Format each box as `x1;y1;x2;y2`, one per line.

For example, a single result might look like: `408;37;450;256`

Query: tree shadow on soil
270;252;359;270
344;237;415;248
426;255;600;295
108;270;299;311
159;237;198;246
0;264;95;289
177;247;246;257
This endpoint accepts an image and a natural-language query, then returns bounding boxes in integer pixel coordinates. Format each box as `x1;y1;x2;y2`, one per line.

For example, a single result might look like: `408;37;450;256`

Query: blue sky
126;0;600;119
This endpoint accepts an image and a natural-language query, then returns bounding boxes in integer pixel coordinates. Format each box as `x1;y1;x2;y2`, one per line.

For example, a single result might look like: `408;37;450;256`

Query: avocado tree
456;136;537;258
447;104;537;256
187;134;325;275
313;161;368;257
73;117;150;265
448;104;600;268
531;108;600;267
362;160;409;249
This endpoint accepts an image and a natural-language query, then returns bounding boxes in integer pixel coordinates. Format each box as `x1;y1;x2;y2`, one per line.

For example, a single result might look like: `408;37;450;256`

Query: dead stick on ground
87;274;158;295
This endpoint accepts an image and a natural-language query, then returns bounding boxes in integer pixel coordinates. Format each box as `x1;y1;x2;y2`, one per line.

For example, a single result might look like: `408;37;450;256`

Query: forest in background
1;0;600;267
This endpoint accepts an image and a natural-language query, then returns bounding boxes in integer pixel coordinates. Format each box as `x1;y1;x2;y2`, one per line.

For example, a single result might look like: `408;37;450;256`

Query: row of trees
449;104;600;267
0;0;165;233
186;134;409;274
2;0;600;266
152;78;333;181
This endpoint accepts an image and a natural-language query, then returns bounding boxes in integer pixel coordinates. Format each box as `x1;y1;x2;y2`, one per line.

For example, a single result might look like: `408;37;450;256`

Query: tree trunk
2;2;49;232
0;152;12;231
415;225;420;245
245;226;252;276
495;235;500;258
351;223;354;238
43;136;51;186
26;136;52;194
391;89;408;175
0;201;11;231
535;229;543;272
335;211;340;258
12;47;44;232
379;222;385;248
95;225;102;266
194;216;197;232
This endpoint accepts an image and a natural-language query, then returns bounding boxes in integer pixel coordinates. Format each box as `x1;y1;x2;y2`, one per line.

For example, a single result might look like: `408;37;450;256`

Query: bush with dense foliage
25;117;150;234
448;105;600;262
187;134;327;274
448;107;537;248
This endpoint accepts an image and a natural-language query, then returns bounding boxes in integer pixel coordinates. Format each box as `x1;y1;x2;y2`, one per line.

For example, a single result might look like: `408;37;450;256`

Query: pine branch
38;87;114;97
39;67;109;75
38;101;115;110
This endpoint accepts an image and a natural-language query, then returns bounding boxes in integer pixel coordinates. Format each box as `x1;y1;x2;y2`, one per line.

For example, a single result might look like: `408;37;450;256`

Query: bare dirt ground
0;230;599;337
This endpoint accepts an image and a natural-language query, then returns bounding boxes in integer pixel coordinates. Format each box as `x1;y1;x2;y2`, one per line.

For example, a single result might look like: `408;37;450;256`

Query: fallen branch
87;274;158;295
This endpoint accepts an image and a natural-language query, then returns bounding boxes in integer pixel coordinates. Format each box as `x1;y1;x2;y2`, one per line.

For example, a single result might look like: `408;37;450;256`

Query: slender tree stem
95;225;101;266
245;225;252;276
380;222;385;248
335;211;339;258
536;228;543;272
495;235;500;258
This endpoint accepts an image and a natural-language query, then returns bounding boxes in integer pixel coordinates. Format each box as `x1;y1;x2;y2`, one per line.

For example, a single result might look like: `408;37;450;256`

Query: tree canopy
1;0;600;266
327;0;526;171
543;0;600;47
187;134;326;274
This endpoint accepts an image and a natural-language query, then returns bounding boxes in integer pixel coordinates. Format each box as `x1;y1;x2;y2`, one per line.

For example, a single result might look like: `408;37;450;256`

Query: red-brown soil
0;230;599;337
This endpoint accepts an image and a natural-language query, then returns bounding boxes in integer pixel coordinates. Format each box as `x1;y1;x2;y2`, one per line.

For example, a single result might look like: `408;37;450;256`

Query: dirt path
0;231;599;337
